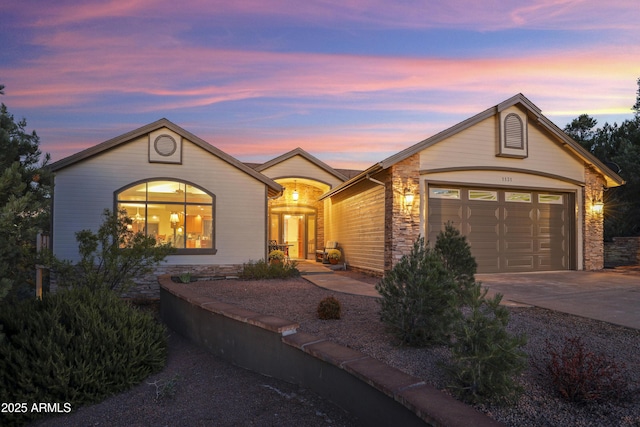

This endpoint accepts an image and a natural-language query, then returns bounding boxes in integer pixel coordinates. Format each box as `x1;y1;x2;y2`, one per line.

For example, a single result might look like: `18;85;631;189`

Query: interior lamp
592;200;604;214
170;212;180;228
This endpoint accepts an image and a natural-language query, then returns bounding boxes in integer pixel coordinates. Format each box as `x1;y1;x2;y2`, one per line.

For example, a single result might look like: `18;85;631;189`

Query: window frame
115;178;216;255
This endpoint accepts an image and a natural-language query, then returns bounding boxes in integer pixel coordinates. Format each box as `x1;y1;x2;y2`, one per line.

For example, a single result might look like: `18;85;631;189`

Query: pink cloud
8;0;638;32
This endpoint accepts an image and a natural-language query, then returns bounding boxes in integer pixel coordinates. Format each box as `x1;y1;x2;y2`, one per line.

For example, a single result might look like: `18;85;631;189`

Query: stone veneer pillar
583;164;606;270
384;154;421;271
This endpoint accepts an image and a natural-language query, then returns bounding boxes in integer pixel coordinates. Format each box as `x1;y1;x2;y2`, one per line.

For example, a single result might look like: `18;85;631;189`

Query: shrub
545;336;628;403
239;259;300;280
444;284;527;404
317;296;342;320
52;209;175;293
178;272;192;283
375;237;458;346
434;221;477;297
0;286;167;425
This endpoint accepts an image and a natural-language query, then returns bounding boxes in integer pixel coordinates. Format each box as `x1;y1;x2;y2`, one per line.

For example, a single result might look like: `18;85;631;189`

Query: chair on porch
316;241;339;263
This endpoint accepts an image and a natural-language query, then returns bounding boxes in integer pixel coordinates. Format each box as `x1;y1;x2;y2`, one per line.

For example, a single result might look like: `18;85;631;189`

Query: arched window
116;179;215;254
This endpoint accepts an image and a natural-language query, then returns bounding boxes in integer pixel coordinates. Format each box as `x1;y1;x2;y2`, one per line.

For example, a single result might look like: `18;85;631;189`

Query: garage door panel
504;240;533;251
429;186;572;273
504;208;533;221
467;205;499;219
504;224;534;237
538;255;567;269
505;256;534;270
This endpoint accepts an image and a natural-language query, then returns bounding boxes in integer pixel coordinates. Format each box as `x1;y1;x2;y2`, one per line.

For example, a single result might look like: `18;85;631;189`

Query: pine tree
0;84;52;300
434;221;477;297
444;284;528;404
376;237;459;346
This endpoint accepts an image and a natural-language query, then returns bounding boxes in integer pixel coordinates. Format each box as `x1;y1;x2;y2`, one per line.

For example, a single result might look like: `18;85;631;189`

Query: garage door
427;186;573;273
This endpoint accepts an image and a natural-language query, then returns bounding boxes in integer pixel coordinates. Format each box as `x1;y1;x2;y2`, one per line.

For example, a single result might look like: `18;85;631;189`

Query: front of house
49;94;623;294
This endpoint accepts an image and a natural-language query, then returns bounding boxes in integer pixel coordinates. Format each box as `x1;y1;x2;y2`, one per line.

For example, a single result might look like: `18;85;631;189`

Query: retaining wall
159;276;502;427
605;237;640;267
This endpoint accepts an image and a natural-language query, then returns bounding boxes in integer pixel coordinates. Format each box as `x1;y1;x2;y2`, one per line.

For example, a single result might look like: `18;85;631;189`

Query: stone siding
605;237;640;267
50;263;243;299
583;165;606;270
384;154;420;271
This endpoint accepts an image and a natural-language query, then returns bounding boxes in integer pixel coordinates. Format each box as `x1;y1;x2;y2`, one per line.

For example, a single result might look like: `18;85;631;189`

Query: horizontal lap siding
420;111;584;185
329;181;385;273
53;134;267;265
260;156;342;188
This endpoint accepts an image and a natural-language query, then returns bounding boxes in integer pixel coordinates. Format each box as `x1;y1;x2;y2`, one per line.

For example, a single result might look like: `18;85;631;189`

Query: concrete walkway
298;260;640;331
296;260;381;297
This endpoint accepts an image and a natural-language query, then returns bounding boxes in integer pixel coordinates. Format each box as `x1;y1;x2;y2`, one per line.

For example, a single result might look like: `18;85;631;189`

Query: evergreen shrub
434;222;477;297
0;286;167;425
444;284;527;404
375;237;458;346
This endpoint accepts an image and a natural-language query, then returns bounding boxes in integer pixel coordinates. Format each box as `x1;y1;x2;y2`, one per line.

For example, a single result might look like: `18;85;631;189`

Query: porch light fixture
404;188;415;211
292;180;299;201
592;200;604;215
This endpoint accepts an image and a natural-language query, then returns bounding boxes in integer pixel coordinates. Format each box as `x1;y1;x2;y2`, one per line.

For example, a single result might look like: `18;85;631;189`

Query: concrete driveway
477;270;640;330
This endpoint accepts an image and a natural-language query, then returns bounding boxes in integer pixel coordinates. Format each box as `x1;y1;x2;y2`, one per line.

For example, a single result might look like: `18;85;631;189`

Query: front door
284;214;304;259
269;209;317;259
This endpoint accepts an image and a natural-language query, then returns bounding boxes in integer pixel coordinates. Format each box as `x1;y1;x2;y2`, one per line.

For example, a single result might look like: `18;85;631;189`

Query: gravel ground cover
184;275;640;427
28;272;640;427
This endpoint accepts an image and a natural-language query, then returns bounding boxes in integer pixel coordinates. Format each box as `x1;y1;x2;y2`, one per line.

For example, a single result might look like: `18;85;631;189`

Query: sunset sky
2;1;639;169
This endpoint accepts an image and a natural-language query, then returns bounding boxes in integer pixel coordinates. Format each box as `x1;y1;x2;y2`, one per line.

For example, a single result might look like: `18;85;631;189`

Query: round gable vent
154;134;177;157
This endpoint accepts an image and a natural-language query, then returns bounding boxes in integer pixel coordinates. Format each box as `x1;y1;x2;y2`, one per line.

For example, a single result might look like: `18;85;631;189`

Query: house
49;94;624;294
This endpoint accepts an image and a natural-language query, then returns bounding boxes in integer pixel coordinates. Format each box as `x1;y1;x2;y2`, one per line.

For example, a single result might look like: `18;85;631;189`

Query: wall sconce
292;180;299;201
591;200;604;215
404;188;415;212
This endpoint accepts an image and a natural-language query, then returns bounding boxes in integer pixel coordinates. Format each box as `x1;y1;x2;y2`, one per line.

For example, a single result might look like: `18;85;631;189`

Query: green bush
239;259;300;280
317;296;342;320
444;284;527;404
434;222;477;297
375;237;458;346
0;287;167;425
52;209;175;293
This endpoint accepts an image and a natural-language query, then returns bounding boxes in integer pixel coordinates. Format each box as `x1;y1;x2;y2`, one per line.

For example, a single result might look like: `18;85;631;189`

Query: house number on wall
501;177;513;182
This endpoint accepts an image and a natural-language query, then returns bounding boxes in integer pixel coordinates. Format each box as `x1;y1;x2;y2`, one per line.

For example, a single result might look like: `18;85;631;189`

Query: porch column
384;154;421;271
583;164;606;270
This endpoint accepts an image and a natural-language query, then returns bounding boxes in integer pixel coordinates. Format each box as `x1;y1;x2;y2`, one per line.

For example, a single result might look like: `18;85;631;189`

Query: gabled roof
255;147;349;182
323;94;624;199
381;93;624;187
49;118;283;195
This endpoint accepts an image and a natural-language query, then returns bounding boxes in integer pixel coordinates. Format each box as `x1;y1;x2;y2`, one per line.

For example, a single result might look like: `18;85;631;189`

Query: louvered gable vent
504;113;523;149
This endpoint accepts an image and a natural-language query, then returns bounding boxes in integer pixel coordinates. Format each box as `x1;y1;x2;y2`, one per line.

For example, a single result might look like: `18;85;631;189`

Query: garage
427;186;574;273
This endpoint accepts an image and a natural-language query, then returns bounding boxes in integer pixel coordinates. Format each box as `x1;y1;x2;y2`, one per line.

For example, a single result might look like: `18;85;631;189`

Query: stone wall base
50;264;243;299
604;237;640;268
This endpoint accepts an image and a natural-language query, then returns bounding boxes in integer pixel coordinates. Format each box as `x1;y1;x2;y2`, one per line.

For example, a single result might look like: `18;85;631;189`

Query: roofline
255;147;349;182
321;93;624;199
319;163;384;200
377;93;624;187
49;118;283;193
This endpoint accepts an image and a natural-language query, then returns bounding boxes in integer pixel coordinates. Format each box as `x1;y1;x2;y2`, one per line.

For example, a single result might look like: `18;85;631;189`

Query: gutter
319;163;384;200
